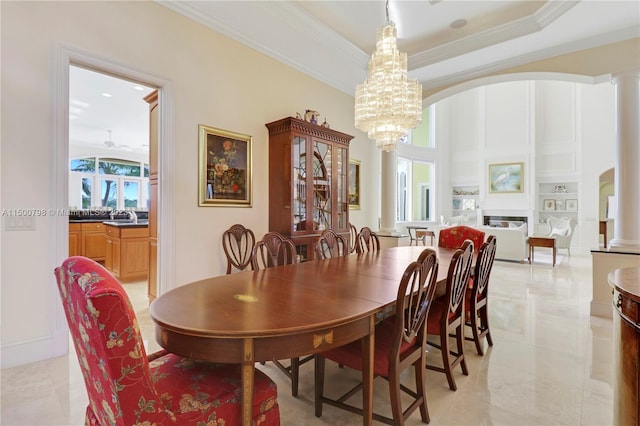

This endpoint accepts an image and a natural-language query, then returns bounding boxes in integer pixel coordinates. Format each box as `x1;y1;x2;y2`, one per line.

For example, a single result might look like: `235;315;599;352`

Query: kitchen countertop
102;220;149;228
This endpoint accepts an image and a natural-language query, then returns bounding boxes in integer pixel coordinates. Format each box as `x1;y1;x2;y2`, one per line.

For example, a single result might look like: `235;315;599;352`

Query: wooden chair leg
470;307;484;356
414;359;430;423
456;325;468;376
440;330;457;391
481;305;493;348
388;364;403;423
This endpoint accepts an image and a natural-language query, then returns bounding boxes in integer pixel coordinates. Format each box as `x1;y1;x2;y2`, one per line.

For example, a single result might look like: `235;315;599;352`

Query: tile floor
1;248;614;425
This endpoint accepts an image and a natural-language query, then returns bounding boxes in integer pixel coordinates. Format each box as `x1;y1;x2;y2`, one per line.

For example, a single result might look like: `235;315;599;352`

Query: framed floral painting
198;124;252;206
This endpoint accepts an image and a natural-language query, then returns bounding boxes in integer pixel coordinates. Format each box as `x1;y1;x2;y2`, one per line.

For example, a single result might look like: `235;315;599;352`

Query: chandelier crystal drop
354;12;423;152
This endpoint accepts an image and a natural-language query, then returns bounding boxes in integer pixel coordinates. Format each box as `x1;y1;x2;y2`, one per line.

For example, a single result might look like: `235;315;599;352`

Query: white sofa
476;224;528;262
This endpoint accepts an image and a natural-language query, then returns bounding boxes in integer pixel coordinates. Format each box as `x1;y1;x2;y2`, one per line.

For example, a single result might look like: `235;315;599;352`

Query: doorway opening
68;64;157;301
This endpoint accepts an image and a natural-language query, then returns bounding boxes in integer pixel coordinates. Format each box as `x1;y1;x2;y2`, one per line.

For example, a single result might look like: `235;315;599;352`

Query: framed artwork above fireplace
488;162;524;193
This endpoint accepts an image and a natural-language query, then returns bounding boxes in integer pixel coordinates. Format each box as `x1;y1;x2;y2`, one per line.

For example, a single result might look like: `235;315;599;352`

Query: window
396;105;437;222
124;181;139;208
397;159;435;222
99;159;141;176
398;169;407;221
70;156;149;210
419;184;431;221
409;106;435;148
101;179;118;208
81;178;92;209
71;158;96;172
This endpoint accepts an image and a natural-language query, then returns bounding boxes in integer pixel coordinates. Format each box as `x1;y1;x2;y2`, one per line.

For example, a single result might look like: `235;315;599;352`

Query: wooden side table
528;236;557;266
406;226;434;245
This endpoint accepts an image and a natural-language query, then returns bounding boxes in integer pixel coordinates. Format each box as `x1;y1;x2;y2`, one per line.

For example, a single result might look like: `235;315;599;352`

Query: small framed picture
566;199;578;211
348;159;361;210
543;199;556;211
555;199;564;211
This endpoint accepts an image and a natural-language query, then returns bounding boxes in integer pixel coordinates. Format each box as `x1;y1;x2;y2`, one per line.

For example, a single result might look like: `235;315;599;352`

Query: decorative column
609;71;640;252
379;150;400;235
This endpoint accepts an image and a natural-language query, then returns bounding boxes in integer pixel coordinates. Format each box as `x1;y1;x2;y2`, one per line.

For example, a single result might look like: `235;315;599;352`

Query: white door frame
52;44;175;355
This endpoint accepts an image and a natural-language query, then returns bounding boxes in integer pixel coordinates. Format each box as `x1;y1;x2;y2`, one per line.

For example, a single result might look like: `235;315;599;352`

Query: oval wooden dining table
150;245;463;425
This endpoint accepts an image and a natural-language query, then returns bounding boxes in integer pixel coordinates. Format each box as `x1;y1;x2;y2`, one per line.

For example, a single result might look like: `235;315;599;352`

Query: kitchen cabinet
81;222;106;261
145;90;158;301
265;117;353;261
105;232;121;277
69;223;81;257
104;224;149;282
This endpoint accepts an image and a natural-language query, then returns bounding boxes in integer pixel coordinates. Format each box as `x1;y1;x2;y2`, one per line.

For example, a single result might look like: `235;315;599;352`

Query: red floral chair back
438;225;485;252
55;256;280;425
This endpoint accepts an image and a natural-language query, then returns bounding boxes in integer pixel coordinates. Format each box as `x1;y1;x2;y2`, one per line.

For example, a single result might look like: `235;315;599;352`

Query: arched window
70;157;149;210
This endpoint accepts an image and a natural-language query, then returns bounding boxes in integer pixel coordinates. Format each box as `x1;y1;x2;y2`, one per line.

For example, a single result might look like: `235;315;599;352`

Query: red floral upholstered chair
438;225;485;252
55;256;280;426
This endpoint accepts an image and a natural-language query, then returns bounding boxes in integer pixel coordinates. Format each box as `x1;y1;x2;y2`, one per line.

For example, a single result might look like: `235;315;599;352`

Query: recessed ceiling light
133;85;145;91
450;19;467;29
102;92;112;97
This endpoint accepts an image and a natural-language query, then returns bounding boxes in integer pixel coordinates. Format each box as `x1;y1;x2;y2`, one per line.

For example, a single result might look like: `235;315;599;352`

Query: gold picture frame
348;159;361;210
488;162;524;193
198;124;252;207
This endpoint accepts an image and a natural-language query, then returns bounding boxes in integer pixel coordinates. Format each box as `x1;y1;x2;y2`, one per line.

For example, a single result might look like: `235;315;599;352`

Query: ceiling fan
103;129;132;151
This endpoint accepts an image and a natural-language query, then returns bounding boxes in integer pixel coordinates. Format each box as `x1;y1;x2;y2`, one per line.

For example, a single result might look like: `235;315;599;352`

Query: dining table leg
241;338;255;426
361;316;375;426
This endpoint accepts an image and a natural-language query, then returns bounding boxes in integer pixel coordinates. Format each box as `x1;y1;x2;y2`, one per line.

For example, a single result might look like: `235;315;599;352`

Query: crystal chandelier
354;0;423;152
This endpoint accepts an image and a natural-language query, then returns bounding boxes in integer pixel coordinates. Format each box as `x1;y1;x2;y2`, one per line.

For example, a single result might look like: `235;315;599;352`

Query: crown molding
410;0;578;69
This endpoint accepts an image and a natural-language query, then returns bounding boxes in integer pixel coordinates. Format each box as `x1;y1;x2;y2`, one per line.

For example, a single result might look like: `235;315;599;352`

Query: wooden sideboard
609;267;640;426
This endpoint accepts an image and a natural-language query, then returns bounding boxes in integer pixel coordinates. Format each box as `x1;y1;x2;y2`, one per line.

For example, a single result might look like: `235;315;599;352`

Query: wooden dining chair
54;256;280;425
314;248;439;425
356;226;381;253
465;235;497;355
438;225;485;252
426;240;474;391
315;229;349;259
222;223;256;274
349;222;358;253
251;231;297;270
251;232;310;397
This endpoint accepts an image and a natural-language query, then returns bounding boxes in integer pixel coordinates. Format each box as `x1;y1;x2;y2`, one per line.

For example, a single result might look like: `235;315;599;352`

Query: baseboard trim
1;335;68;369
590;300;613;319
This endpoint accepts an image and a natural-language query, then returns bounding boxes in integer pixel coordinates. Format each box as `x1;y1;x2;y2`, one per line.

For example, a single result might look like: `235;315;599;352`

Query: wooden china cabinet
265;117;353;261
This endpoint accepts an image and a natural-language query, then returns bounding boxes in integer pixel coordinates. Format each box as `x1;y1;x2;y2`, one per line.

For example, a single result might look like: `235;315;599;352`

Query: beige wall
1;1;638;369
0;1;377;367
